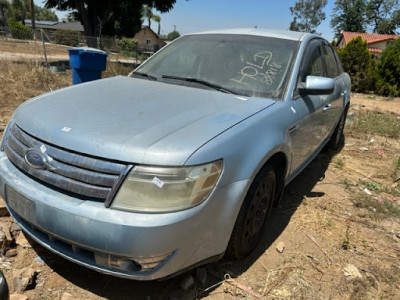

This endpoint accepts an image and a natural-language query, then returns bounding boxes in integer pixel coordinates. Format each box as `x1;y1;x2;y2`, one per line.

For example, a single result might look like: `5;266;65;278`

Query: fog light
94;251;173;273
110;257;142;272
95;253;141;272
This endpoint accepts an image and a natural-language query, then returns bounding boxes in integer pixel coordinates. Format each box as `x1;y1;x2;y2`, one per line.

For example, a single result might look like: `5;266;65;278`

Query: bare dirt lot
0;43;399;300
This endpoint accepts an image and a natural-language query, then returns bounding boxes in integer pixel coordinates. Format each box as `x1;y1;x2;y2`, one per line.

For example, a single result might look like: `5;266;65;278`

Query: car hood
14;76;275;165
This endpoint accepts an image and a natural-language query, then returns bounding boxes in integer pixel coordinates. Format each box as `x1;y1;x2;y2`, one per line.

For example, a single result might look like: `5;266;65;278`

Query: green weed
341;224;351;250
334;157;345;169
348;111;400;138
393;157;400;180
352;192;400;220
360;179;400;197
341;177;353;190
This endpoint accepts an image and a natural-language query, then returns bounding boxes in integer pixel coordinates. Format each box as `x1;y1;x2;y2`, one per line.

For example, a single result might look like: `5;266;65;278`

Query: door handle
323;104;331;111
341;91;347;96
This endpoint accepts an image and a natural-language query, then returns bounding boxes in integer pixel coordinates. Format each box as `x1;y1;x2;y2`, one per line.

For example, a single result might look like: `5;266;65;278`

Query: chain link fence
0;26;154;67
0;26;118;51
0;27;155;59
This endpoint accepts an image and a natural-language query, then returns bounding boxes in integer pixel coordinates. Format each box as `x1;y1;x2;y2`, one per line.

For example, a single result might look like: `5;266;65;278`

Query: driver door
289;39;327;174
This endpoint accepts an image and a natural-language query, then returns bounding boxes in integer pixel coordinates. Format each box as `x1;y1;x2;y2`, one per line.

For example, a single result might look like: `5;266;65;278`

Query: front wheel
226;164;276;259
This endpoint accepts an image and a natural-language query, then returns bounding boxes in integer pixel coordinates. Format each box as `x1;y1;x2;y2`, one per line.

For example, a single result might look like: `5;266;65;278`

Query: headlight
0;120;13;151
111;160;222;213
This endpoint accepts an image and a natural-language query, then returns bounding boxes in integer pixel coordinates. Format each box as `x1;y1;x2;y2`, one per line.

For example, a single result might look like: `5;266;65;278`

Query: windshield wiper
131;71;158;81
161;75;248;96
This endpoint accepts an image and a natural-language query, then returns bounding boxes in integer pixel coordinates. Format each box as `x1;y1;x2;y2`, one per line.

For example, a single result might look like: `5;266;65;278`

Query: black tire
227;164;276;259
0;270;9;300
327;105;349;151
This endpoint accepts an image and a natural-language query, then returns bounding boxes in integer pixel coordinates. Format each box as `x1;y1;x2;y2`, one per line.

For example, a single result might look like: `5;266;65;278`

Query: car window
302;46;324;81
135;34;299;100
333;48;344;74
322;45;340;78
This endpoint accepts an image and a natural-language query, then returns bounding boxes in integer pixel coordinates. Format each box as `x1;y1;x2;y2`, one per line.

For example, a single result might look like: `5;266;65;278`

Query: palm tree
141;4;153;28
152;14;161;35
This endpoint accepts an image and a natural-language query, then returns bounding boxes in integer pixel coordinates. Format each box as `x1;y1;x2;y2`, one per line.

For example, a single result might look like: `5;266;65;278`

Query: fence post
41;30;48;68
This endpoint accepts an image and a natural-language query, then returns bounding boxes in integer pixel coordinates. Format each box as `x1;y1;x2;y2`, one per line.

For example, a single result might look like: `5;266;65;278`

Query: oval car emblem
25;150;47;170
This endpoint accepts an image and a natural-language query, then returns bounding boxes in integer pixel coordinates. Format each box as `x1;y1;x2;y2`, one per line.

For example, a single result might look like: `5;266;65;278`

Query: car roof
187;28;318;42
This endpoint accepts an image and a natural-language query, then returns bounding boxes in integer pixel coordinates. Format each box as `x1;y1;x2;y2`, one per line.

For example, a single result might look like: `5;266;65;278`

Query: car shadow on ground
28;145;342;299
199;144;342;297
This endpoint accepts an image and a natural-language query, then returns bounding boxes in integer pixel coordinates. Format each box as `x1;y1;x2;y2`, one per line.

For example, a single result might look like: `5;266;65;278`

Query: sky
34;0;337;42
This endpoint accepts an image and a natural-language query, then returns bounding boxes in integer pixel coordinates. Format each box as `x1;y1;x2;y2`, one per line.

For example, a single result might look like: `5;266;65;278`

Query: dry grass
0;58;133;128
0;39;70;57
0;59;71;127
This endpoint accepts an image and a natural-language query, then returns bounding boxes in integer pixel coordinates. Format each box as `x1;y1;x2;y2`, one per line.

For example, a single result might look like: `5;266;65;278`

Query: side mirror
0;270;9;300
299;76;335;95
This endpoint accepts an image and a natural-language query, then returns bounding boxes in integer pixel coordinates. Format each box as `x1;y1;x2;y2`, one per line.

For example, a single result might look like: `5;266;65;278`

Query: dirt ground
0;41;399;300
0;39;137;65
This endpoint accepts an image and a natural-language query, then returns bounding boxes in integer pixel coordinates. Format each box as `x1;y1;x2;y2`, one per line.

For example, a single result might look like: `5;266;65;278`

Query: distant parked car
0;28;350;280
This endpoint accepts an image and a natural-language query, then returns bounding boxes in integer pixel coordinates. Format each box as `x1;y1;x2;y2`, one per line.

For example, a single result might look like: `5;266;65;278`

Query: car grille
3;123;132;201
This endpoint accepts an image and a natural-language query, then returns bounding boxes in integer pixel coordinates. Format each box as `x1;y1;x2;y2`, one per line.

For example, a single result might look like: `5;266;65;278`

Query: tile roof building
337;31;399;57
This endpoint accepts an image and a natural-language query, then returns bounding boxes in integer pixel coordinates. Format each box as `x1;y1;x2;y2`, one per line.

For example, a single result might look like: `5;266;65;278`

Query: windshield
133;34;299;100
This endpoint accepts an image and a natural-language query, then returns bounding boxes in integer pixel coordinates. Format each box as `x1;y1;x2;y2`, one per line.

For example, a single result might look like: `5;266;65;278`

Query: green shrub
167;30;180;41
8;21;32;40
337;36;377;93
376;38;400;97
116;37;139;57
54;29;81;47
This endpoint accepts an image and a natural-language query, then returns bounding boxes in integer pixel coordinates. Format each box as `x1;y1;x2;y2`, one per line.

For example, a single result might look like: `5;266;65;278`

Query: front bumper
0;152;249;280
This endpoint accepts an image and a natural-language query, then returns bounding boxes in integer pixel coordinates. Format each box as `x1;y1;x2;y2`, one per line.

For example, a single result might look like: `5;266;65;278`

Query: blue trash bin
68;47;108;85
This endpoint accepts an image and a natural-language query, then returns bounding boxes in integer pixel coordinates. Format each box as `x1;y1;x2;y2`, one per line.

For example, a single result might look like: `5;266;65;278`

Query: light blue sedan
0;28;350;280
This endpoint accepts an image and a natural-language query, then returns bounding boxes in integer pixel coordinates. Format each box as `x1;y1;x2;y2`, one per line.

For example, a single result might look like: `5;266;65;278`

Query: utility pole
30;0;35;32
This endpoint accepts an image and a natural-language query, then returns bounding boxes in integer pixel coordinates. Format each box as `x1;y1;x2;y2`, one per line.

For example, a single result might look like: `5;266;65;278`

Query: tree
331;0;367;38
44;0;177;39
101;1;143;37
141;5;161;35
0;0;8;28
152;14;161;35
289;0;327;33
337;36;377;92
366;0;400;34
10;0;29;24
142;4;153;27
376;38;400;96
34;5;58;21
167;30;179;41
1;0;57;23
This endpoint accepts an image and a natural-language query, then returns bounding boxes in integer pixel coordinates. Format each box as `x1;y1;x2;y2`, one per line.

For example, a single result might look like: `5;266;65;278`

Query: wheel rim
243;173;275;246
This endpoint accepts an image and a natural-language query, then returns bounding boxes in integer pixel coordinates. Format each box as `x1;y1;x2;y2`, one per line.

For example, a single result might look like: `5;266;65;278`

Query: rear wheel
227;164;276;259
327;105;349;150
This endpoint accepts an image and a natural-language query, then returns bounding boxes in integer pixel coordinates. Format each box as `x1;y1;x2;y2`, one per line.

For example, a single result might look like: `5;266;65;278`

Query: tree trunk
74;0;113;47
74;0;97;46
21;9;25;25
0;3;8;29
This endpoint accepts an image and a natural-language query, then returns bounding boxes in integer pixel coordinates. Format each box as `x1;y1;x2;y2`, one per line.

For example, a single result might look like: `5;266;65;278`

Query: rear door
320;43;347;138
